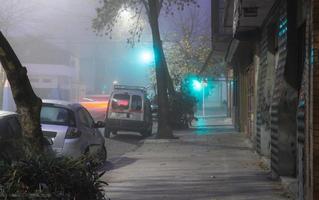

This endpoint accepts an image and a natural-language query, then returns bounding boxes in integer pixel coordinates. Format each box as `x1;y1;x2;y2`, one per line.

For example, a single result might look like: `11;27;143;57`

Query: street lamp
191;78;208;117
140;51;153;64
139;49;154;66
201;79;208;117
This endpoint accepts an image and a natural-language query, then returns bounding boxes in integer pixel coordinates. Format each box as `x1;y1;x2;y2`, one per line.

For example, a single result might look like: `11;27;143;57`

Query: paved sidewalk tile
102;129;293;200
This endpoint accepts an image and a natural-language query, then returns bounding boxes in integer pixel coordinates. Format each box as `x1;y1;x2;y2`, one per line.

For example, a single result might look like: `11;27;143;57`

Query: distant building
0;36;84;110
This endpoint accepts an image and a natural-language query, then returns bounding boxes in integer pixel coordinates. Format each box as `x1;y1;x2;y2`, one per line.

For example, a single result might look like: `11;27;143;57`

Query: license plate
116;113;127;118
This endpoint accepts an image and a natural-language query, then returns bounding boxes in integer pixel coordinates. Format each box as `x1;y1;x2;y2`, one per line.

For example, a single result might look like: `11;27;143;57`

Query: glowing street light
140;50;154;65
192;79;202;91
119;9;131;19
191;78;208;117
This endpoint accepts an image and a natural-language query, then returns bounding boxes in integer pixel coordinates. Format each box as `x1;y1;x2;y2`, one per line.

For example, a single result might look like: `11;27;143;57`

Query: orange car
80;95;109;121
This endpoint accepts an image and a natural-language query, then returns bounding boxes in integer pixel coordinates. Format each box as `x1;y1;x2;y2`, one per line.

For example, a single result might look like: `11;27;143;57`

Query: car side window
78;108;94;128
82;108;95;127
131;95;142;111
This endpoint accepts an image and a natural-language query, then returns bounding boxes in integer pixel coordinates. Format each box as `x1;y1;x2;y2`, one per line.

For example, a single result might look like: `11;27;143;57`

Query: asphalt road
105;132;144;160
99;121;158;162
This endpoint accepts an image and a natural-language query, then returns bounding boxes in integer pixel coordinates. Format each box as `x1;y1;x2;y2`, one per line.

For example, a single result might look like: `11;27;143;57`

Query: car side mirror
94;121;105;128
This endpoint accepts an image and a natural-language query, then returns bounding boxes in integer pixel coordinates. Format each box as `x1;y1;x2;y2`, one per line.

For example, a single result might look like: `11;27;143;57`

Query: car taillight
65;127;81;139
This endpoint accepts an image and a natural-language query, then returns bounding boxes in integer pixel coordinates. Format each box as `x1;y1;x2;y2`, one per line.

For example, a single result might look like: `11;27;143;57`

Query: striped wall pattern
270;6;288;177
256;30;268;154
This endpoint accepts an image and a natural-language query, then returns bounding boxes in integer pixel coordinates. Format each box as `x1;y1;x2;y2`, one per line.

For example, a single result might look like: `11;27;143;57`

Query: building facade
223;0;318;199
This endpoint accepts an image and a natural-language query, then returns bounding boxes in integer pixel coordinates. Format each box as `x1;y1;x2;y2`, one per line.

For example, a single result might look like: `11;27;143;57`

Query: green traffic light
192;79;202;91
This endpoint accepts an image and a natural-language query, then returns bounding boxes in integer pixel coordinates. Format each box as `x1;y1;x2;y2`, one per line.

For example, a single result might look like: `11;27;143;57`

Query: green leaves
0;155;108;199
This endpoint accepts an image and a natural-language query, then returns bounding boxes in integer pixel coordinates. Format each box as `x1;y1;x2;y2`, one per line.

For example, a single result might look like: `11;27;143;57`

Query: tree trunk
148;0;174;139
0;31;43;152
163;56;175;96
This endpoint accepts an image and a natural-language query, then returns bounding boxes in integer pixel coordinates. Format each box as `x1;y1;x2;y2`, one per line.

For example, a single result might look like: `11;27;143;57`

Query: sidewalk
102;127;293;200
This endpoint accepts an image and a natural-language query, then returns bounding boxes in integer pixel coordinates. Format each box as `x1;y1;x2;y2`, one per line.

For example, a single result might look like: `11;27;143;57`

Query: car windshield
111;93;130;110
41;105;75;126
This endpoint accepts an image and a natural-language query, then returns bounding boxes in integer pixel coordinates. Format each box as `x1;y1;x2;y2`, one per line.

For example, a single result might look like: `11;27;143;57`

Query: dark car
0;111;23;161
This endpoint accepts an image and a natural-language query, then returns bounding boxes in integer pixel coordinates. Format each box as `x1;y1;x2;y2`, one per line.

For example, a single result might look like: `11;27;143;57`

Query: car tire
104;128;111;138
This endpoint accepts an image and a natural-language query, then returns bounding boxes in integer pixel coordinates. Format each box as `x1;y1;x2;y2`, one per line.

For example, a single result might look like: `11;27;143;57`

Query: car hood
41;124;69;152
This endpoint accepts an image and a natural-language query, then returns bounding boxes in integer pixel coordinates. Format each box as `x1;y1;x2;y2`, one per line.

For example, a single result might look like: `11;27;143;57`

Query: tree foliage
92;0;199;46
149;6;226;91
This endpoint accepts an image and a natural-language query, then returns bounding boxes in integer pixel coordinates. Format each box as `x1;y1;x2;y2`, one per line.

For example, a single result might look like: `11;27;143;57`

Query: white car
41;100;106;162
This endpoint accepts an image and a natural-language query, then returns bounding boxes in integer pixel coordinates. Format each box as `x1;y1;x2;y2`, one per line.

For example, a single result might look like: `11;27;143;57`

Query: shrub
0;155;108;200
168;91;197;129
0;137;108;200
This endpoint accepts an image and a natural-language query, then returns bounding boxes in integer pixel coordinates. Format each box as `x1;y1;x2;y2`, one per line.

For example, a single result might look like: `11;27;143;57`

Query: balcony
227;0;276;40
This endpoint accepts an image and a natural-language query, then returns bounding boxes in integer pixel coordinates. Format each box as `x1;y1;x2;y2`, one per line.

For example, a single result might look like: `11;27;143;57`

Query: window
41;106;75;126
131;95;142;111
111;93;130;110
78;108;94;128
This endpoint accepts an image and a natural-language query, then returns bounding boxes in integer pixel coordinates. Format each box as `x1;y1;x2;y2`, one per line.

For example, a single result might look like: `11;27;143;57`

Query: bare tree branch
141;0;150;21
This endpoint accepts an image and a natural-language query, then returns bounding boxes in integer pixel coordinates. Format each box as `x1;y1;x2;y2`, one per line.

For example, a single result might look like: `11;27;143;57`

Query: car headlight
65;127;82;139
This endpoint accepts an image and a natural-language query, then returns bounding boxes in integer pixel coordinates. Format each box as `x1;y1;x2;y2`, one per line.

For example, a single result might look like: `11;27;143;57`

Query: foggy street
0;0;318;199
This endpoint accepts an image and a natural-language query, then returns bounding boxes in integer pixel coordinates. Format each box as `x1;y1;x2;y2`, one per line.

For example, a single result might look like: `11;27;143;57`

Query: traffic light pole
202;86;205;117
202;79;208;117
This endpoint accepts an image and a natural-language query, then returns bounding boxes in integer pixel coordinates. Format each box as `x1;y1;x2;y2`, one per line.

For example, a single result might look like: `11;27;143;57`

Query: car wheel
104;128;111;138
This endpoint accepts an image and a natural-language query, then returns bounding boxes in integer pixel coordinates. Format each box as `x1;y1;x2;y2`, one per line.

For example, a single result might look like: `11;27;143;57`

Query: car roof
112;89;145;95
42;99;82;110
0;111;17;118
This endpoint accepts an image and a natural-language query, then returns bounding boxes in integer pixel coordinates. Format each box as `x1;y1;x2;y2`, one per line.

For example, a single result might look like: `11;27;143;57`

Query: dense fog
0;0;211;111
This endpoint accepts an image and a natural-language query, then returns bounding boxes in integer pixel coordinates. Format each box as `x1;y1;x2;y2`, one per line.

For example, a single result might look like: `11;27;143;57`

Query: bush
168;91;197;129
0;155;108;200
0;138;108;200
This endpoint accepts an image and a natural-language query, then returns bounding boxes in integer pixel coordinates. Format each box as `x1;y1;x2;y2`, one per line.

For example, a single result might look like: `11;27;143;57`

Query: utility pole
202;79;208;117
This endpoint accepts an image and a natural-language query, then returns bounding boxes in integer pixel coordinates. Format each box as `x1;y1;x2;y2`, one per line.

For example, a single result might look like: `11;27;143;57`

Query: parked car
0;111;23;160
0;111;21;139
104;85;153;138
41;100;107;162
